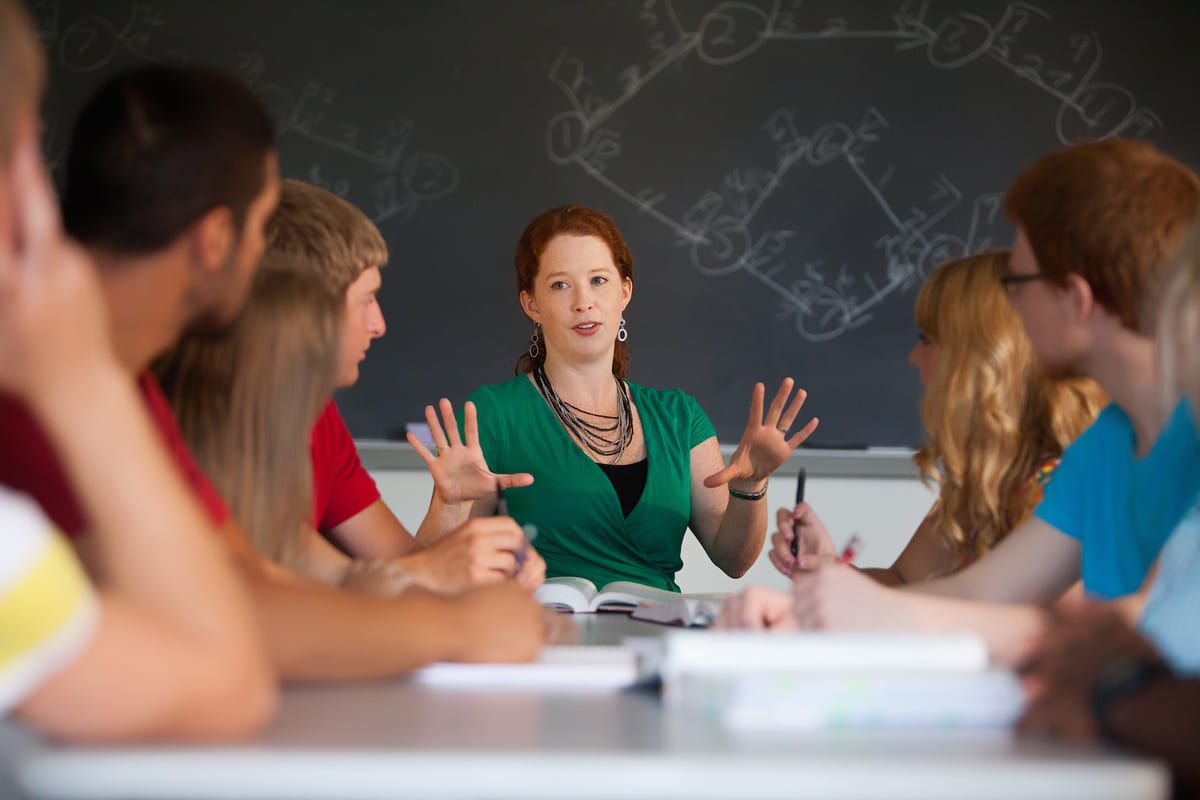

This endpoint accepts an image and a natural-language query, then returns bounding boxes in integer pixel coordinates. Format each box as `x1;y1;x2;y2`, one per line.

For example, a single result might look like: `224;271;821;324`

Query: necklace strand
532;367;632;462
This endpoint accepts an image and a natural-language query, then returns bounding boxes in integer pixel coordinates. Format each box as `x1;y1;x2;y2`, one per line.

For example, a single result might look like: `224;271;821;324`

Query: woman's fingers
438;397;462;446
745;381;765;427
762;377;794;429
424;403;449;451
776;386;808;432
786;417;820;449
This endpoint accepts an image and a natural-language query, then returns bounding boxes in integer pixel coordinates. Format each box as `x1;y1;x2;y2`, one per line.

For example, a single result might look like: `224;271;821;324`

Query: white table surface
1;615;1170;800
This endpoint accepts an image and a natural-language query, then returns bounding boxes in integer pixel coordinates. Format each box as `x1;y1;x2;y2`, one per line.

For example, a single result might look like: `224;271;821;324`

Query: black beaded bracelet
728;484;768;501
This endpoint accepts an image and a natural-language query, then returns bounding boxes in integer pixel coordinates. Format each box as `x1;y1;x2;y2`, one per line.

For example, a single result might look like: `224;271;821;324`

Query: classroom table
0;615;1171;800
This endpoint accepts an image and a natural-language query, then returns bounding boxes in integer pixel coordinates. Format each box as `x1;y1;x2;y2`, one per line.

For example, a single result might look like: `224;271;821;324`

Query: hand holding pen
768;467;838;575
789;467;805;564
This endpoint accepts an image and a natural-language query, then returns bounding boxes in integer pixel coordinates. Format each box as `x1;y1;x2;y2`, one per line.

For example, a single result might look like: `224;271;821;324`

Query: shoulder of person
467;374;529;408
626;381;700;411
1066;402;1128;454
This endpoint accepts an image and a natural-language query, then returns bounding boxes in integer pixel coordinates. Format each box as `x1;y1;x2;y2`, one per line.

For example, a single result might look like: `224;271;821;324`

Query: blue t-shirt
1034;401;1200;598
1140;495;1200;676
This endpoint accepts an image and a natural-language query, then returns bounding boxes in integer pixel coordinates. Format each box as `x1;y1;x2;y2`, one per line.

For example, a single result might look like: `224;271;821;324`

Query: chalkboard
30;0;1200;446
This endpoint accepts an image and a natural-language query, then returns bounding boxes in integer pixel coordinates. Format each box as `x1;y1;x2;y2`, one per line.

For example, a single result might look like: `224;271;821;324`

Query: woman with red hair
416;205;817;591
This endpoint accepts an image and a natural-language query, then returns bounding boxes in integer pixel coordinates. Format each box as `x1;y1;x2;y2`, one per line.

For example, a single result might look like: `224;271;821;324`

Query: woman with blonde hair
156;264;343;572
769;250;1107;583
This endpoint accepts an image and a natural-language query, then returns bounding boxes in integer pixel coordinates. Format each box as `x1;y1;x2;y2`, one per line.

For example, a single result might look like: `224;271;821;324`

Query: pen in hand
837;534;861;566
790;467;806;562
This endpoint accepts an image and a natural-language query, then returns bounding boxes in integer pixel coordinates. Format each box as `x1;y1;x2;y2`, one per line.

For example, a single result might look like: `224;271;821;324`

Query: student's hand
406;516;531;594
449;581;545;662
0;135;115;406
791;562;913;630
339;559;417;598
769;503;838;575
1017;605;1167;742
702;379;819;490
407;398;534;505
716;585;799;630
514;543;546;591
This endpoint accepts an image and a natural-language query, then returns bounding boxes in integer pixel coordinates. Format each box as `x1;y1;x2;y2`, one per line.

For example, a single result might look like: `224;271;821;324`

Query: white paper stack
660;630;1024;730
412;645;648;691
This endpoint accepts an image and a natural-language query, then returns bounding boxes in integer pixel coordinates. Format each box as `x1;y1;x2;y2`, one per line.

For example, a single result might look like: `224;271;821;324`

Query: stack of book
659;630;1025;730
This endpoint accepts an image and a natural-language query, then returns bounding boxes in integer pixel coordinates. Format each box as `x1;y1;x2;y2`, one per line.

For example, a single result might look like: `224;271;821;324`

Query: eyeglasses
999;272;1050;290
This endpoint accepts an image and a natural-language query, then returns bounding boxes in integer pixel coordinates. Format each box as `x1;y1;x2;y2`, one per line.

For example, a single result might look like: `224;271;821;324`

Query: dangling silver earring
617;318;628;343
528;324;541;358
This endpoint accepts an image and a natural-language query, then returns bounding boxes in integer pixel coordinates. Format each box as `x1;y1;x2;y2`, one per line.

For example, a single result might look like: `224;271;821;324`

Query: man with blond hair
263;179;545;592
0;58;547;686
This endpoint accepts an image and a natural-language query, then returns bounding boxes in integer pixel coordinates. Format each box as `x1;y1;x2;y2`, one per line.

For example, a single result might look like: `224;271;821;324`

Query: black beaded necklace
532;366;633;462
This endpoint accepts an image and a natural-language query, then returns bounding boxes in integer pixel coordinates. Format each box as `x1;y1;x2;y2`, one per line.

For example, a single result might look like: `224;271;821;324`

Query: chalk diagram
34;0;458;225
546;0;1161;341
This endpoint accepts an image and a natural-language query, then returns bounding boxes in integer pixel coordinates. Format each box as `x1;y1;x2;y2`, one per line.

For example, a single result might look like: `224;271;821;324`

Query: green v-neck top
467;374;717;592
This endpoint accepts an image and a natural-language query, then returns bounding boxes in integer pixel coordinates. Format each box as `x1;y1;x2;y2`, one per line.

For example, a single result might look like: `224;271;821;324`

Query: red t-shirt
309;400;380;533
0;372;230;536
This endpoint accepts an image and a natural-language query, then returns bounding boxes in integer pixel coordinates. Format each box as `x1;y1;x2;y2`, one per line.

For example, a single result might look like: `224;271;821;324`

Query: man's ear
520;289;540;323
1063;272;1095;325
189;206;235;273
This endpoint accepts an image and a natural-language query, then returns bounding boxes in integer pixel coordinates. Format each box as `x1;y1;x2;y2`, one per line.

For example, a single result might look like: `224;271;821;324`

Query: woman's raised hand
407;398;534;505
703;378;818;489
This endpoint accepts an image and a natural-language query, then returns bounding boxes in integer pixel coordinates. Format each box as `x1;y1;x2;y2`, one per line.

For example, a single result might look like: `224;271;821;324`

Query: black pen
790;467;806;560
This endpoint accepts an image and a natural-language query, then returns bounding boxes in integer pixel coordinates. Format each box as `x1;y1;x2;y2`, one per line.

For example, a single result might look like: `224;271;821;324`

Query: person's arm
690;380;819;578
1104;679;1200;795
1017;606;1200;796
1;139;274;740
903;516;1082;604
870;512;960;585
768;503;952;586
327;499;420;559
792;562;1052;665
783;511;1081;665
243;574;546;679
301;513;545;594
688;437;770;577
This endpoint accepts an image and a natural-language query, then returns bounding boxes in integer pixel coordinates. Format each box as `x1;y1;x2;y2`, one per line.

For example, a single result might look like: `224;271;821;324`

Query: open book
535;577;725;627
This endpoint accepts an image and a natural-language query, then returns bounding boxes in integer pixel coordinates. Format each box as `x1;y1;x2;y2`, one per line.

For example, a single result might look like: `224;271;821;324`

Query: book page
534;577;599;613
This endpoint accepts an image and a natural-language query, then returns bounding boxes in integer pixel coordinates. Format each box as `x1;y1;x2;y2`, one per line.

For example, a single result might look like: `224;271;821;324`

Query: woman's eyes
551;276;609;289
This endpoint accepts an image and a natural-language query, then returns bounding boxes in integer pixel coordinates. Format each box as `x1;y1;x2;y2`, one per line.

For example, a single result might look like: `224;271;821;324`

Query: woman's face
521;234;631;368
908;331;941;388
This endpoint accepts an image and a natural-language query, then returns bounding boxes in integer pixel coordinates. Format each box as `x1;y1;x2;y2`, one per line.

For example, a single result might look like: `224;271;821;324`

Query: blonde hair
264;179;388;298
913;251;1107;567
0;0;45;156
156;265;342;566
1159;224;1200;416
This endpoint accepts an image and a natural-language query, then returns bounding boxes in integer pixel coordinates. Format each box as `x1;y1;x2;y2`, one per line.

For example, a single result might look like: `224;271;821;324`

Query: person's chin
335;366;359;389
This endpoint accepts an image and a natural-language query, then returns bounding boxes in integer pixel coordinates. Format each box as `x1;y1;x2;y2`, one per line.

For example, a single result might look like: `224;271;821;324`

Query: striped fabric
0;488;98;714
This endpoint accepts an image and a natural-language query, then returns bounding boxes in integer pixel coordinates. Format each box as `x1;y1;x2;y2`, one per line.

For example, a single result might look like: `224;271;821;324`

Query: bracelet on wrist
1090;654;1171;740
728;483;767;501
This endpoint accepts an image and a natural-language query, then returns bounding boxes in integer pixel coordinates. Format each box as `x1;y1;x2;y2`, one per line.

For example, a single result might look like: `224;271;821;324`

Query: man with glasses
721;139;1200;668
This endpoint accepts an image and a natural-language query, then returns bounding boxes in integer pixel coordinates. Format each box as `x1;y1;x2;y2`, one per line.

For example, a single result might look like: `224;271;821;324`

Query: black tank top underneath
597;458;648;518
